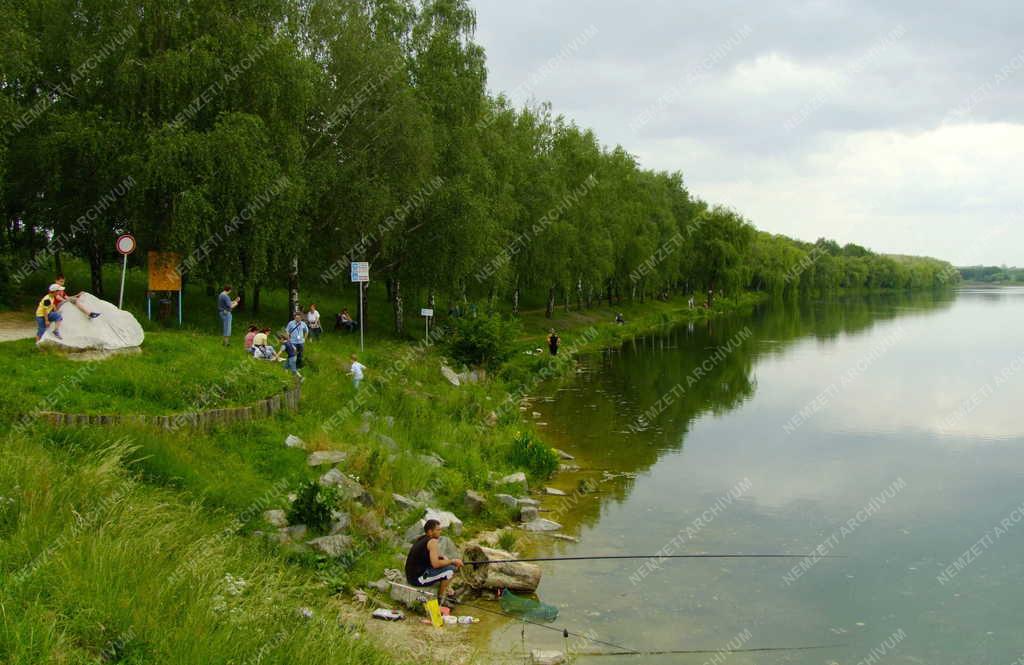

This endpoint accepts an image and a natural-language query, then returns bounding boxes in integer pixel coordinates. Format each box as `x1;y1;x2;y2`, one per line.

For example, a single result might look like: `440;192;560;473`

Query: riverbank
0;290;765;665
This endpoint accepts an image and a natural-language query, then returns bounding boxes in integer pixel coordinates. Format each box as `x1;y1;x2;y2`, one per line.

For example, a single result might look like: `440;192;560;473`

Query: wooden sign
148;251;183;291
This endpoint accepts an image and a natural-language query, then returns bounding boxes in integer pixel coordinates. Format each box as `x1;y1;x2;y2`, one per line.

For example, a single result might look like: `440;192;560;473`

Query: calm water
479;287;1024;664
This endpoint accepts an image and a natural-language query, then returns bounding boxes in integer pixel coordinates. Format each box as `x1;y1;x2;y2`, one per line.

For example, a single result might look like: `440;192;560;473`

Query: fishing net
499;590;559;622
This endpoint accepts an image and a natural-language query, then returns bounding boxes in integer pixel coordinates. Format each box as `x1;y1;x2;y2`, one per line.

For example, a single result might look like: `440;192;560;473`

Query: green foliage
508;430;559;479
444;314;519;369
497;530;519;552
287;481;339;533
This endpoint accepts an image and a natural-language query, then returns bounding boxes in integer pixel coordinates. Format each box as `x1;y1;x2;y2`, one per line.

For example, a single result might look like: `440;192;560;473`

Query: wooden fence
35;382;301;431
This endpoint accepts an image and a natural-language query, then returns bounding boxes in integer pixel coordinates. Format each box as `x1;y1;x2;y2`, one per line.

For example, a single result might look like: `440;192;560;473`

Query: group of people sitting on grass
241;310;312;379
35;274;101;341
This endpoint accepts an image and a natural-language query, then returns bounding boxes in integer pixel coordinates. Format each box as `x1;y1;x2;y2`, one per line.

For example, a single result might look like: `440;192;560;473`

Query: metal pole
358;282;364;351
118;253;128;309
425;315;429;343
178;290;183;326
146;294;151;320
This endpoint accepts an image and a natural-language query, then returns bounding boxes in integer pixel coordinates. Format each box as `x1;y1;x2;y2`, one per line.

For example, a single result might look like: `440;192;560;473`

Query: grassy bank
0;289;758;664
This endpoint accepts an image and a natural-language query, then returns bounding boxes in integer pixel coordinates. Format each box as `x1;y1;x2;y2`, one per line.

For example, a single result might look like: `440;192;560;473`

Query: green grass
2;331;290;420
0;434;411;665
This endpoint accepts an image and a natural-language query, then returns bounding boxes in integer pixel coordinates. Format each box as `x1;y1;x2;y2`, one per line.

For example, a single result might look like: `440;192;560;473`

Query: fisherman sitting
405;519;464;606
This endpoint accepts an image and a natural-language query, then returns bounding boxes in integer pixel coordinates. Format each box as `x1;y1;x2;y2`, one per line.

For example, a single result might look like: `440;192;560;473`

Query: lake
477;287;1024;664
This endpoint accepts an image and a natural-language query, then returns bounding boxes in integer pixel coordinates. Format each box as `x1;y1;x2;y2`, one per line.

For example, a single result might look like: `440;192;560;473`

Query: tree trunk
563;286;569;312
428;290;436;310
392;278;404;335
252;284;261;313
576;279;584;310
89;243;104;297
54;251;63;276
487;285;495;314
545;286;555;318
512;286;520;316
606;280;613;307
235;286;246;312
288;256;299;316
463;545;542;593
361;282;369;331
707;281;715;308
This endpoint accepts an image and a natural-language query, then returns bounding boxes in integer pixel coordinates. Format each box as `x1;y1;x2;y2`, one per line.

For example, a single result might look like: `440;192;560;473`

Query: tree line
0;0;959;328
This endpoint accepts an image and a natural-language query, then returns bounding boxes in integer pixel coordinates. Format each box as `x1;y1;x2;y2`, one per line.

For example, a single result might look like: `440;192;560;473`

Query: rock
404;508;464;542
376;433;399;450
285;434;306;449
519;506;539;522
392;493;420;511
463;544;542;593
440;365;461;386
320;470;372;505
353;589;369;604
457;369;483;384
284;524;307;541
531;650;566;665
307;534;354;557
553;448;574;461
390;581;434;607
559;464;581;472
358;420;371;434
484;411;499;427
464;490;487;514
544;487;567;496
499;472;528;491
437;535;460;560
417;453;446;468
384;415;395;428
263;509;288;528
414;490;435;504
517;497;540;508
531;411;542;418
36;292;145;351
495;494;518;509
369;578;391;593
329;511;350;535
307;450;347;466
522;518;562;532
548;534;579;543
318;468;346;487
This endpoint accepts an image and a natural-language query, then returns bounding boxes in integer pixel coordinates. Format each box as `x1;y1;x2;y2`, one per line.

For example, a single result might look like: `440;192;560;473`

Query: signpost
115;233;136;309
350;262;369;351
421;308;434;343
146;250;183;325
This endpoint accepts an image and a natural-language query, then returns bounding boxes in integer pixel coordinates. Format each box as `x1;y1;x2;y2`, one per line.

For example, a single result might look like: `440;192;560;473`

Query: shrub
286;481;339;532
444;315;520;369
507;430;559;479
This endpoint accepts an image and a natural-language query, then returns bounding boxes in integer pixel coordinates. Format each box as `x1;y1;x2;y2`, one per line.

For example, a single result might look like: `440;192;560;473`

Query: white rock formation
37;293;144;351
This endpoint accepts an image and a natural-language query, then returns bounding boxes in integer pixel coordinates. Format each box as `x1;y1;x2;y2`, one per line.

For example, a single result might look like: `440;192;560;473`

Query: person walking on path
286;310;309;368
218;286;239;346
547;329;560;356
307;304;322;341
348;353;366;388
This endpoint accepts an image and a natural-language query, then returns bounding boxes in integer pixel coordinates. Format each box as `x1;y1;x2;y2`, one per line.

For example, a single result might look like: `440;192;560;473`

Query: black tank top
405;535;433;584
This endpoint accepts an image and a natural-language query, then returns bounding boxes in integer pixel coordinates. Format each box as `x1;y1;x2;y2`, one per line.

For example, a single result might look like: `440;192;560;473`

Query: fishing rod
458;599;846;658
466;553;845;565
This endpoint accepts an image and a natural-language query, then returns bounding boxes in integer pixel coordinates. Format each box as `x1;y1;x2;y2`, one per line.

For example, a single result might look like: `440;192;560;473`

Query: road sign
351;262;370;283
116;233;136;255
115;234;136;309
421;308;434;342
420;308;434;317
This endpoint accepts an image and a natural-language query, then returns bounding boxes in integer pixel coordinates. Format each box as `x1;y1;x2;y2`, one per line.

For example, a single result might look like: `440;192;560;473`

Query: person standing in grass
547;329;560;356
307;304;322;341
348;353;366;388
276;334;302;379
286;310;309;368
218;286;239;346
35;285;64;341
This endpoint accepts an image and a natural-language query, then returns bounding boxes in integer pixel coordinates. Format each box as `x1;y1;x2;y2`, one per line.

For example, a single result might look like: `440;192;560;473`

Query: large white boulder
37;293;144;351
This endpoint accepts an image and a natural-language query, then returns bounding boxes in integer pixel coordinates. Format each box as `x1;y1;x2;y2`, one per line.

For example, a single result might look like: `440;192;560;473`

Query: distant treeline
958;266;1024;283
0;1;957;326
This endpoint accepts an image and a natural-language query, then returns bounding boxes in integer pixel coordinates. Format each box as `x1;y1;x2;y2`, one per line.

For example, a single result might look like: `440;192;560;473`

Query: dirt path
0;311;34;343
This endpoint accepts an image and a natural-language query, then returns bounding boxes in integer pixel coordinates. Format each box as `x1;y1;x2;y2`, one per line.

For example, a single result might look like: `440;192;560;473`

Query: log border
34;381;301;431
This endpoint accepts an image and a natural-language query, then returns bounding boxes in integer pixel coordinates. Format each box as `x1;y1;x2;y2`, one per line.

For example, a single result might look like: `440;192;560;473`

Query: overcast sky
473;0;1024;266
